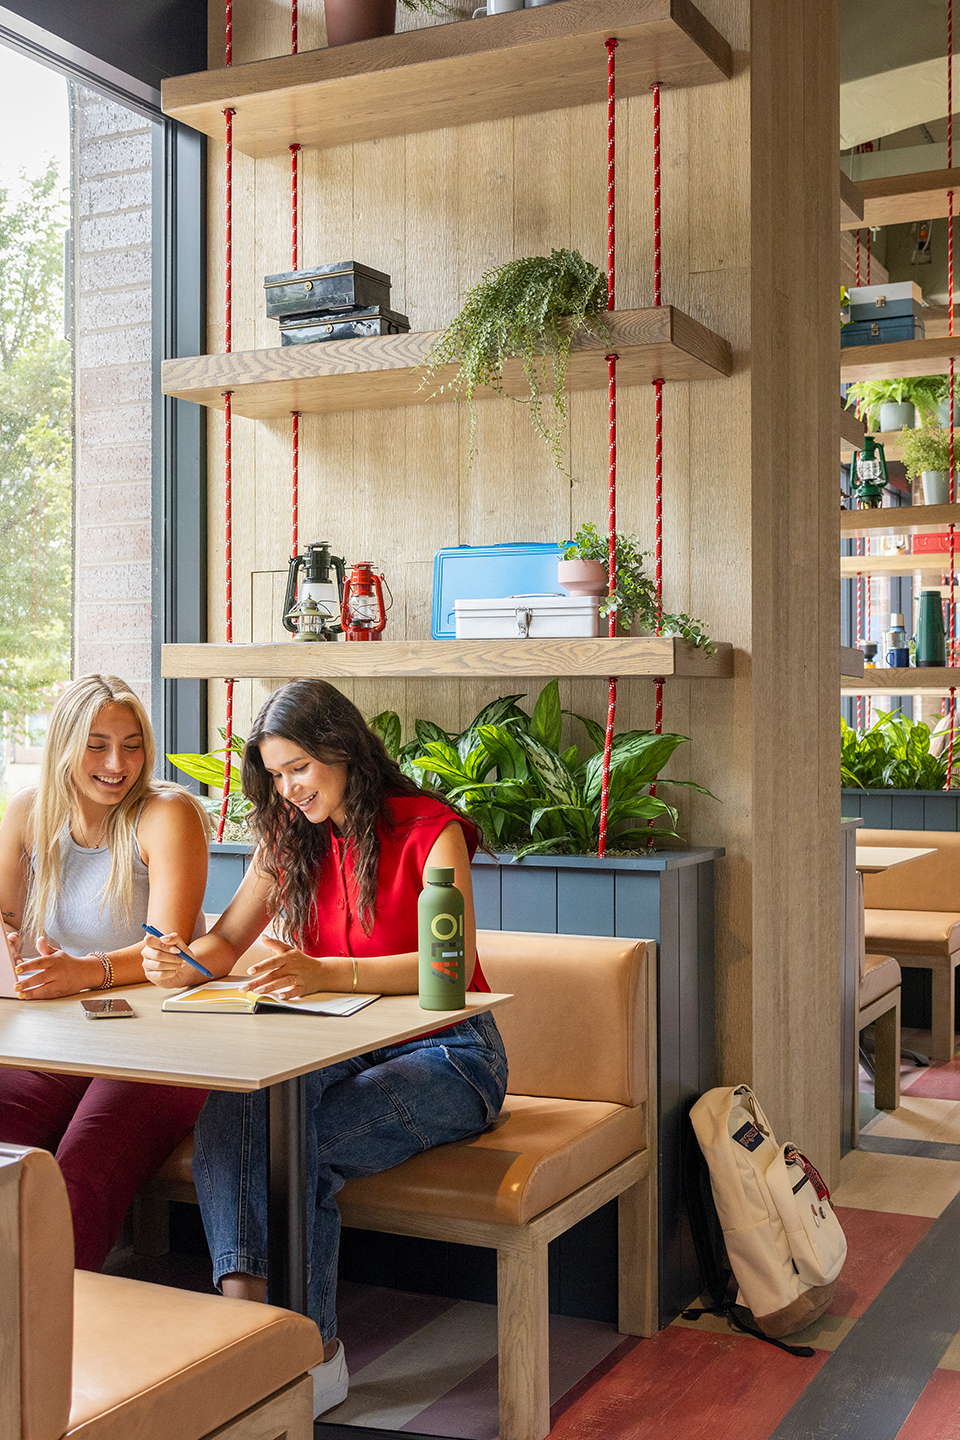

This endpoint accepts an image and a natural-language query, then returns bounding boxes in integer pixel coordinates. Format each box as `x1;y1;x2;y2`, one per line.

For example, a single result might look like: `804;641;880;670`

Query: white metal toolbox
454;593;599;640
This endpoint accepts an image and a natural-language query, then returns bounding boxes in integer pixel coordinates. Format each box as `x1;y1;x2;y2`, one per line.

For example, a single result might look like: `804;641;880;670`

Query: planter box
841;787;960;831
202;841;721;1327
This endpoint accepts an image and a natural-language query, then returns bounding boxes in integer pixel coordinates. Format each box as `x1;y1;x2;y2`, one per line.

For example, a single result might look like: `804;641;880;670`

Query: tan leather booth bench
1;1143;322;1440
135;929;657;1440
860;828;960;1062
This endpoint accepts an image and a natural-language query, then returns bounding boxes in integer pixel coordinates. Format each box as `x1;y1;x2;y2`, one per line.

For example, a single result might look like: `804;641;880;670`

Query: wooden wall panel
203;0;841;1180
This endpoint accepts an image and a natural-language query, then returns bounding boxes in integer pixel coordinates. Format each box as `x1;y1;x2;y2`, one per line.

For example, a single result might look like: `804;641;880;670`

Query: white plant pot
879;401;915;432
939;398;960;428
921;470;950;505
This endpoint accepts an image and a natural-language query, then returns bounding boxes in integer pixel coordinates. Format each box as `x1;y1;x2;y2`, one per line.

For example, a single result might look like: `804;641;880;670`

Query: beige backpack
689;1084;846;1339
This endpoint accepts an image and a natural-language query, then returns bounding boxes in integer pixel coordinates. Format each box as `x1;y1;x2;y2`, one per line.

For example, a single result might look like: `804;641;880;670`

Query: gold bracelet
352;959;358;993
93;952;114;990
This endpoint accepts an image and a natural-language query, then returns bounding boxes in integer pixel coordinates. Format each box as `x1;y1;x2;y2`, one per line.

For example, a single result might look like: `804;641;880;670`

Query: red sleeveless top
301;793;489;992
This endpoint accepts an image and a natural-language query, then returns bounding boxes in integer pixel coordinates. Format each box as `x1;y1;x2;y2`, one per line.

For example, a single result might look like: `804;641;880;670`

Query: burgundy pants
0;1068;207;1270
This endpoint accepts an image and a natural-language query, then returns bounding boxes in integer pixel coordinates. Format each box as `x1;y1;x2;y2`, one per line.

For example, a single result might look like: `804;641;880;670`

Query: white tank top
37;824;151;955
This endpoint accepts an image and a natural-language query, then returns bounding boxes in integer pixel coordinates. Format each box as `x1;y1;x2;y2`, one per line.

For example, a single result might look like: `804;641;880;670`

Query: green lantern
851;435;890;509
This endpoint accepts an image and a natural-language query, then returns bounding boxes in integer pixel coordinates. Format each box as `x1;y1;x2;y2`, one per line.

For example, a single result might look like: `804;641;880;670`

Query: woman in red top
142;679;507;1418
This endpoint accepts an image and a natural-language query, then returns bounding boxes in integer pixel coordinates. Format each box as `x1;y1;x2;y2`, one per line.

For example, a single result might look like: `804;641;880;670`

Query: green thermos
916;589;946;667
418;867;466;1010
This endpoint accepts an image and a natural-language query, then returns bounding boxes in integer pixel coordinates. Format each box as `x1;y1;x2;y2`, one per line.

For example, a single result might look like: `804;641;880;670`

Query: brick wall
69;85;153;712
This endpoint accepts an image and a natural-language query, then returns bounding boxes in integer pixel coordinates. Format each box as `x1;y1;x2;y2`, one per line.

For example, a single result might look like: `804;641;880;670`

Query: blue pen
141;924;214;979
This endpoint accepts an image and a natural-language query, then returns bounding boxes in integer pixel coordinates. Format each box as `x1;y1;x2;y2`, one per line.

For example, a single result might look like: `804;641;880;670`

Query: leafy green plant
167;730;251;828
899;422;955;480
560;522;713;649
844;377;942;430
421;249;608;476
370;680;715;857
841;711;956;790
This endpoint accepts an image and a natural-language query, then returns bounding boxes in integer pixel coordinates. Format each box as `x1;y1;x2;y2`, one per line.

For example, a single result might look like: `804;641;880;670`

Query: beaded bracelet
93;952;114;990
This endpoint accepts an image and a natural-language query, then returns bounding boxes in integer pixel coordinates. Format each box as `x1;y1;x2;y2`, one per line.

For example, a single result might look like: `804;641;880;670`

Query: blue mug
885;648;910;668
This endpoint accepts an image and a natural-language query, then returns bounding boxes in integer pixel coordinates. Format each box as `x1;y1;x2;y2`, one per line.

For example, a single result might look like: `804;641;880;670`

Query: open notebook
161;981;380;1016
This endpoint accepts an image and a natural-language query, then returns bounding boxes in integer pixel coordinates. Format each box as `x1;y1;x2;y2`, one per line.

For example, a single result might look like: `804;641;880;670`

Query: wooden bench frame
133;933;659;1440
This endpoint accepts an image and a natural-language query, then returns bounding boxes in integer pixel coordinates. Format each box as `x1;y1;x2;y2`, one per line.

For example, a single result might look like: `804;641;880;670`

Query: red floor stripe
546;1326;828;1440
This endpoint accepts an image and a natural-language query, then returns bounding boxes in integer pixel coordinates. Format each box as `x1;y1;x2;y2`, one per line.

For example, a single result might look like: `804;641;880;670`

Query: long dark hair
243;680;466;942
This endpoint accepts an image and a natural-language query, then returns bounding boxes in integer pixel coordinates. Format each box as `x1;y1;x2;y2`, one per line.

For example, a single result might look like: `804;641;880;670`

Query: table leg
267;1074;308;1315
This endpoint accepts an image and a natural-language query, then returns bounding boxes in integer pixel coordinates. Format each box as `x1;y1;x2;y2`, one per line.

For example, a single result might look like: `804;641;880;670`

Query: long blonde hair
23;674;210;941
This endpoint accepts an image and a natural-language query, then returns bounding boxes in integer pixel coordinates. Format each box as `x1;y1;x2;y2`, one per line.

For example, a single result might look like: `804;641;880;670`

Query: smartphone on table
81;997;136;1019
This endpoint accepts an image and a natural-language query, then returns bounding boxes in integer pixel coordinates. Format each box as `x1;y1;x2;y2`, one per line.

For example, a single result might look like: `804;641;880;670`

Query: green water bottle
418;867;466;1010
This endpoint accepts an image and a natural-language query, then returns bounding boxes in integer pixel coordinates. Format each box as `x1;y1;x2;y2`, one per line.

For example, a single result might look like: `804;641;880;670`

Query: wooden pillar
749;0;841;1178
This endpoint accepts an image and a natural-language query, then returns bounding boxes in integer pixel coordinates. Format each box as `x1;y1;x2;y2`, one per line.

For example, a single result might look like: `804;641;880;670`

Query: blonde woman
0;674;210;1269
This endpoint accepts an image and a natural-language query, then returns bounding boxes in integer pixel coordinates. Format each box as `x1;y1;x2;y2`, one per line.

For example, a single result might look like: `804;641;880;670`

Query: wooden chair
134;929;658;1440
1;1142;322;1440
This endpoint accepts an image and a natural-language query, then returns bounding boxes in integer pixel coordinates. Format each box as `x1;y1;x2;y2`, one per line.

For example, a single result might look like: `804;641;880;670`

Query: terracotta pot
325;0;397;45
557;558;608;597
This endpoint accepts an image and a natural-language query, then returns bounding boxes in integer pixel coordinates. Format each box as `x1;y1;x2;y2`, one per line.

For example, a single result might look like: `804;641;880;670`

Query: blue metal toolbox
841;316;925;347
432;543;566;640
848;297;924;323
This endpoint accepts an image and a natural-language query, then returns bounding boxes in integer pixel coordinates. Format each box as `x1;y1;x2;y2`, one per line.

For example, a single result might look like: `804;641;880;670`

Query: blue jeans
192;1011;507;1340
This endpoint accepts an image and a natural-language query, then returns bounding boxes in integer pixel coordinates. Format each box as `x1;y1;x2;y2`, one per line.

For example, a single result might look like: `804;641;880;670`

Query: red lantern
341;562;392;641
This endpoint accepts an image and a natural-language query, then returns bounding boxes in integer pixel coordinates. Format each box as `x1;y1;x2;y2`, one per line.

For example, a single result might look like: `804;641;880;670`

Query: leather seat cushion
337;1093;644;1227
859;829;960;911
151;1133;194;1186
68;1272;322;1440
864;909;960;958
861;953;901;1008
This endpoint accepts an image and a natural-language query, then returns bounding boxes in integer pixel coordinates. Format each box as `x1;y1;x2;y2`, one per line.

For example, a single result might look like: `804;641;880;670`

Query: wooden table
856;846;936;873
0;982;512;1314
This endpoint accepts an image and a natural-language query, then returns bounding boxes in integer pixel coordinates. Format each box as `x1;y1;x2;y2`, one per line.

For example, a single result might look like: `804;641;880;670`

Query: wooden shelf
841;503;960;539
842;668;960;697
840;168;960;232
839;552;959;578
840;645;865;681
840;429;960;464
161;0;732;157
839;402;865;455
840;170;864;227
840;337;960;384
161;636;734;681
162;307;732;418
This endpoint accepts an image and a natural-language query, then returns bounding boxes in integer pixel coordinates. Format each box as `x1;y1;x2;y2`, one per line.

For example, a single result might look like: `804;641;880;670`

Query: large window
0;38;160;796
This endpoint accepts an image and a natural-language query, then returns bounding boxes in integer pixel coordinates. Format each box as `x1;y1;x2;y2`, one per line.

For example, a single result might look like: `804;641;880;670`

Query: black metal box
279;307;410;346
264;261;392;320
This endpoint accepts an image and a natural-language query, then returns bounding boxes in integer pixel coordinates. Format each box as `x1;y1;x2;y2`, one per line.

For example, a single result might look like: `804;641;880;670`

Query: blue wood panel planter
841;788;960;831
203;842;721;1328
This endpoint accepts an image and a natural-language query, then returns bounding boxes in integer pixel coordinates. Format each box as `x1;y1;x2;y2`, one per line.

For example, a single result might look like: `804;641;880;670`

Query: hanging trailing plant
421;248;609;476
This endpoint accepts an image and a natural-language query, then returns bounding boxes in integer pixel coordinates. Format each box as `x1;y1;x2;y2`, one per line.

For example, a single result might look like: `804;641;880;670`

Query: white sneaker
311;1338;349;1418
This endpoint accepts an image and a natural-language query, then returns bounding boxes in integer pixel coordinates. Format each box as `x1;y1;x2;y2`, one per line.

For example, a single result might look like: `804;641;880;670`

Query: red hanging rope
597;37;618;858
290;143;300;270
225;0;232;64
291;410;300;558
650;79;666;794
856;542;863;729
217;93;237;842
855;228;861;286
866;227;871;285
291;0;298;52
950;0;956;788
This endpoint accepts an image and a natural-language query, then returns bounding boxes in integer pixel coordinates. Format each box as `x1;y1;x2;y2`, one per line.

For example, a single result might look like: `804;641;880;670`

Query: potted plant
325;0;449;47
899;422;955;504
560;522;713;647
844;376;942;432
421;248;608;476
